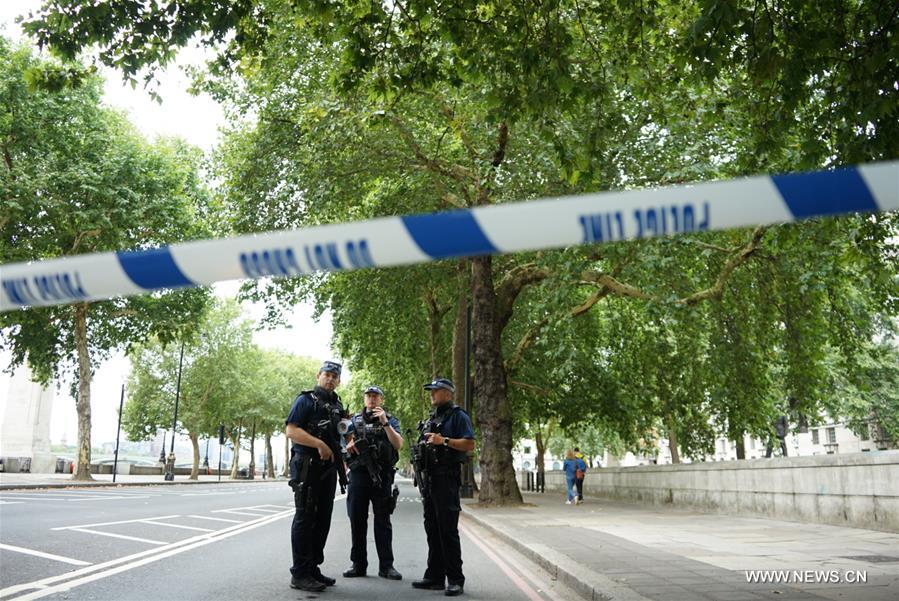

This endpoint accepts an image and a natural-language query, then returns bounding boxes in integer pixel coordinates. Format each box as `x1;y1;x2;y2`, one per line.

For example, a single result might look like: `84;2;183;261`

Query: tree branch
388;114;475;183
510;379;554;397
496;263;550;330
679;226;767;305
505;315;551;373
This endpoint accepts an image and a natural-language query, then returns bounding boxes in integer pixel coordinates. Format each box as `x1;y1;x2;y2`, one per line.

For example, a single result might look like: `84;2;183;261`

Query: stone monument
0;363;56;473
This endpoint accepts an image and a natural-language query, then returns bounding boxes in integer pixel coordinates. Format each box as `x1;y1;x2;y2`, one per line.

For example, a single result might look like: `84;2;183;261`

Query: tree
124;299;257;479
22;1;899;496
1;37;212;479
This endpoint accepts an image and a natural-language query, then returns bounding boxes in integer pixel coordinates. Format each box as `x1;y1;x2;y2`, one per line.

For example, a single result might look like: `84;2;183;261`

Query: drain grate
842;555;899;563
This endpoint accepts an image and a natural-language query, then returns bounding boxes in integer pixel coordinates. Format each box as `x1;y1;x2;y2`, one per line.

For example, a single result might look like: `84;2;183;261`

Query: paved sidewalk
461;492;899;601
0;472;280;490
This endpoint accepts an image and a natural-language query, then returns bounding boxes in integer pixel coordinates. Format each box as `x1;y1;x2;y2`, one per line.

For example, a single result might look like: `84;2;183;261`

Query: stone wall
518;451;899;532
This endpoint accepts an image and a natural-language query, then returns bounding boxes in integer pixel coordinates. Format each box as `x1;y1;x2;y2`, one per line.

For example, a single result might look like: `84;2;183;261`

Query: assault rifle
345;437;382;488
313;418;348;494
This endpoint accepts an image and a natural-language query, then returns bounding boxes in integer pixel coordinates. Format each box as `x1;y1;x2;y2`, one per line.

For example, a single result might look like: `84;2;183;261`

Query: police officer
343;385;404;580
285;360;347;592
412;378;475;597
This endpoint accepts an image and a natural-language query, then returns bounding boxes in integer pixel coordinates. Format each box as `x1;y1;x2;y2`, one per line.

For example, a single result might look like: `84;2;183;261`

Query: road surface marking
1;494;349;600
0;501;24;505
69;529;167;545
52;515;180;530
6;509;294;599
470;525;568;601
0;544;91;567
459;522;544;601
0;496;79;501
209;509;266;516
138;520;214;532
66;495;152;502
186;515;242;524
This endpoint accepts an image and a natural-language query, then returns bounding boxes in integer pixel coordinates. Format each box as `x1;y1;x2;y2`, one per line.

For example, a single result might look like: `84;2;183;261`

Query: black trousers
290;458;337;578
765;439;788;457
575;477;584;500
346;468;394;570
422;471;464;585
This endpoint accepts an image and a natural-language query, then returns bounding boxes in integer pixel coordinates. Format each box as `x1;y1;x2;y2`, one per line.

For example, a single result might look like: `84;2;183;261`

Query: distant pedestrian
573;447;587;504
562;450;584;505
765;415;789;458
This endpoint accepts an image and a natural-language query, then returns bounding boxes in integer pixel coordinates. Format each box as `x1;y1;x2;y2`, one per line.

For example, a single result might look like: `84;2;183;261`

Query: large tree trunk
735;436;746;460
451;269;468;395
265;435;275;478
189;431;200;480
535;427;546;478
73;304;94;481
472;256;522;505
230;422;241;479
666;414;681;464
248;421;256;479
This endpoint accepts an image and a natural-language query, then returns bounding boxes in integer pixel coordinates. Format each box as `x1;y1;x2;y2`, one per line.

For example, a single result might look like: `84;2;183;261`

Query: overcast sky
0;2;336;448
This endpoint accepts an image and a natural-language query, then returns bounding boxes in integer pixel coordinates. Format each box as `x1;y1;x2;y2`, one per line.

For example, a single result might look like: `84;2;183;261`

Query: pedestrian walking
765;415;789;458
573;447;587;503
562;449;582;505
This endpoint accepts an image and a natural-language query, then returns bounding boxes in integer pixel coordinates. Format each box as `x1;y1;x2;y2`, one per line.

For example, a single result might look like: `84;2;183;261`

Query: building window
523;446;531;454
750;438;756;450
522;461;531;470
812;429;819;445
827;428;836;444
859;425;869;441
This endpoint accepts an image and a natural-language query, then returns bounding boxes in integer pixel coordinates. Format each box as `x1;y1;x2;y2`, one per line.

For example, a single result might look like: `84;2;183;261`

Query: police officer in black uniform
411;378;476;597
285;360;347;593
342;385;404;580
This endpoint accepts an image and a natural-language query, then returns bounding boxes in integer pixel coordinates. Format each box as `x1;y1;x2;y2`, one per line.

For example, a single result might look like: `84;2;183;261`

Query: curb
460;505;651;601
0;478;284;491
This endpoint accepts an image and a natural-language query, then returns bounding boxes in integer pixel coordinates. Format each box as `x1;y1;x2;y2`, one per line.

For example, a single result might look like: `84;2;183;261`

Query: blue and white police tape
1;161;897;312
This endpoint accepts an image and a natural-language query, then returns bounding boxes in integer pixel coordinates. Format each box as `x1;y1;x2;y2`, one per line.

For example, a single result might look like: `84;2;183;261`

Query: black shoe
412;578;445;590
343;565;366;577
313;571;336;586
378;567;402;580
290;576;326;592
445;583;464;596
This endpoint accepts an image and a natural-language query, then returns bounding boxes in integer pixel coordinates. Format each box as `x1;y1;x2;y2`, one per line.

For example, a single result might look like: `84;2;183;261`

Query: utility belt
425;446;466;469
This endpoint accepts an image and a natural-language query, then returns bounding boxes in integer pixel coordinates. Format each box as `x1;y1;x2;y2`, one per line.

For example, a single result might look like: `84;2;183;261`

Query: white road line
186;515;243;524
0;496;78;501
67;495;152;502
0;501;24;505
52;515;180;531
68;529;167;545
6;509;294;600
138;521;213;532
209;510;267;516
0;544;91;567
1;494;348;601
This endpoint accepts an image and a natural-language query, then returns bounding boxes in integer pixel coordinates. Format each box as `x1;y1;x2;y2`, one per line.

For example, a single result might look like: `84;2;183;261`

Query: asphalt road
0;478;575;601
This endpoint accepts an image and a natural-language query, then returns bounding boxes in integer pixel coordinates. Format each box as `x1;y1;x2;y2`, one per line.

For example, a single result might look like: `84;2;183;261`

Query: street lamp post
112;384;125;483
164;340;185;481
158;431;166;464
460;302;475;498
